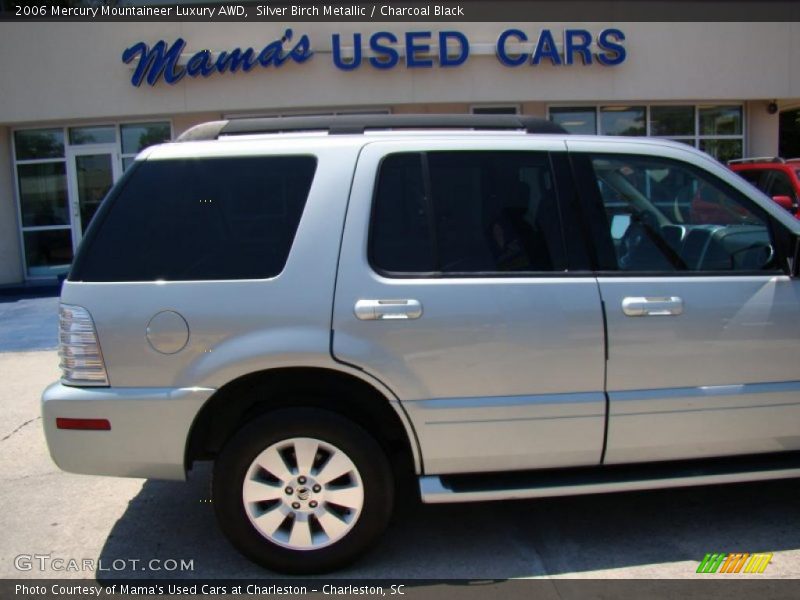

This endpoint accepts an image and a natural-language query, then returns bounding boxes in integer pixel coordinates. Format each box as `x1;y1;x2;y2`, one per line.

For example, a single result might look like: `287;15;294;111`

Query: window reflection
600;106;646;136
17;163;69;227
120;122;171;154
14;129;64;160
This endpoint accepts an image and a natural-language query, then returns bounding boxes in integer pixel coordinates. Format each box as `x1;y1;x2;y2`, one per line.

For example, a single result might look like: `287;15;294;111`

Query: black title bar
2;1;800;22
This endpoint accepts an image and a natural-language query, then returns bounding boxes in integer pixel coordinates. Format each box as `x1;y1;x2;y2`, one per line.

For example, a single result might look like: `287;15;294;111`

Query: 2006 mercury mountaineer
42;115;800;573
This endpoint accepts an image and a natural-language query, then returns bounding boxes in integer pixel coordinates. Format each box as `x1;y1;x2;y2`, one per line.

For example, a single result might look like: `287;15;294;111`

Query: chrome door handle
354;299;422;321
622;296;683;317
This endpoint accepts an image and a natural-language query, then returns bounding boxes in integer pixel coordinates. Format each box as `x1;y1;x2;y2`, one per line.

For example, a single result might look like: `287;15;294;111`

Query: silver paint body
42;132;800;496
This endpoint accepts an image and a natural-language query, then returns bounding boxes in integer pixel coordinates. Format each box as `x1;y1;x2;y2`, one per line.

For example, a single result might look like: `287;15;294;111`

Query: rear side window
70;156;317;281
370;151;566;275
735;169;768;192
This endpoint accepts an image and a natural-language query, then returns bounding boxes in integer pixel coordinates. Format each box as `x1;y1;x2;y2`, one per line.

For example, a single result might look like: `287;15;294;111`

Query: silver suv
42;115;800;573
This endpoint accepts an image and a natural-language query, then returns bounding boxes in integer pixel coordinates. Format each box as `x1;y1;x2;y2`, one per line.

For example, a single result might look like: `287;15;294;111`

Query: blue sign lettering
495;28;628;68
596;29;627;66
564;29;593;65
405;31;434;68
439;31;469;67
122;39;186;86
332;33;361;70
369;32;400;69
496;29;528;66
122;29;313;86
123;28;627;86
532;30;561;65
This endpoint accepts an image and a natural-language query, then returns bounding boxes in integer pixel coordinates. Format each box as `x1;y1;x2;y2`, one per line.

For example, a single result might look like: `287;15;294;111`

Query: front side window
588;154;777;273
370;151;566;275
70;156;317;281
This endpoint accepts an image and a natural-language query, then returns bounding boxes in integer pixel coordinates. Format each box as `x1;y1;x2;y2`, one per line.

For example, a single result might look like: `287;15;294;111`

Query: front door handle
622;296;683;317
354;299;423;321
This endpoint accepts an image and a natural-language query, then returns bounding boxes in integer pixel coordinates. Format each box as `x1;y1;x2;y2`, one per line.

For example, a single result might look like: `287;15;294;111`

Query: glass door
66;145;121;248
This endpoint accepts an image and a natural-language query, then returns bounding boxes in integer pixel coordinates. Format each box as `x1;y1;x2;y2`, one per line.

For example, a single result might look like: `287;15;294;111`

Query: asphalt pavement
0;290;59;352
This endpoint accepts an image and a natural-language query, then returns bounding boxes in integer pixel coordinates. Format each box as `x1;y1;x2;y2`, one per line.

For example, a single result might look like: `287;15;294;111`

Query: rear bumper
41;382;214;480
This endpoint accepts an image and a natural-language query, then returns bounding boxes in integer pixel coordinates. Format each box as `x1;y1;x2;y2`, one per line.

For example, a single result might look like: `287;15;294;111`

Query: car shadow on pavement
96;462;800;579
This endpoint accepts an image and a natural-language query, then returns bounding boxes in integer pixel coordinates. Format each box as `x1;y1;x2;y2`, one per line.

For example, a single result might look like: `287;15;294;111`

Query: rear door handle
354;299;423;321
622;296;683;317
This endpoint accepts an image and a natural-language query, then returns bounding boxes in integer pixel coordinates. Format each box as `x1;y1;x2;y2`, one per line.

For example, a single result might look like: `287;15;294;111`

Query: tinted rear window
370;151;566;275
70;156;317;281
735;169;767;191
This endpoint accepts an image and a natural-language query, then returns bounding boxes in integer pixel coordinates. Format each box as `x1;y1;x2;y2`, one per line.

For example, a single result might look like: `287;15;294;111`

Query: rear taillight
58;304;109;386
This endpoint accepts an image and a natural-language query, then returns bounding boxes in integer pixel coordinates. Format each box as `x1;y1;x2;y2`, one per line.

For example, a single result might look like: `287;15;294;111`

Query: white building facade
1;21;799;285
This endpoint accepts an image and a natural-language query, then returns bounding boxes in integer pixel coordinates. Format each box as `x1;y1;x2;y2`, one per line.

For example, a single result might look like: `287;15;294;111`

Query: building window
13;121;171;279
69;125;116;146
471;105;520;115
549;107;596;134
13;128;72;278
121;122;171;170
650;105;695;139
599;106;646;136
548;104;745;162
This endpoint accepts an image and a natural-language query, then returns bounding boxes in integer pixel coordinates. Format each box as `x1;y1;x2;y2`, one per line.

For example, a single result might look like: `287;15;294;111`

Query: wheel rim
242;437;365;551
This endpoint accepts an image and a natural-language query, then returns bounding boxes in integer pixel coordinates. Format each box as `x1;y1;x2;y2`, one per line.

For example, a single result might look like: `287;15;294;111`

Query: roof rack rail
176;114;567;142
728;156;785;165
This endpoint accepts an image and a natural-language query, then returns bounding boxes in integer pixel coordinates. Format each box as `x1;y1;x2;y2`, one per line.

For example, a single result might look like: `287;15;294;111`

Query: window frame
366;149;584;279
569;151;788;277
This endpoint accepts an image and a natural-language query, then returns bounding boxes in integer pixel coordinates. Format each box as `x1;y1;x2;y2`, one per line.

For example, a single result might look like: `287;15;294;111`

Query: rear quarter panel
61;139;364;389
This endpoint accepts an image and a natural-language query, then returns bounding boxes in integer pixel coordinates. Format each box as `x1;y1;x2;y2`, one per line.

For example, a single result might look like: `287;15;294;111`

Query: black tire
212;408;394;574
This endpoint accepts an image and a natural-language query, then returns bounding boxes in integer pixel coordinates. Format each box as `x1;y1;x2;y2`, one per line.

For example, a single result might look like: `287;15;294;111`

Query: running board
419;451;800;503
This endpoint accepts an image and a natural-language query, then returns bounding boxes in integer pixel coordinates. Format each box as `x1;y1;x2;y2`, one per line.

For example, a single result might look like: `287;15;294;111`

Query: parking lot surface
0;291;59;352
1;348;799;581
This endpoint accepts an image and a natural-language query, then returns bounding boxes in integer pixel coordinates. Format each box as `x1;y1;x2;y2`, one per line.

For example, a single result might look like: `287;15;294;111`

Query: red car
729;157;800;218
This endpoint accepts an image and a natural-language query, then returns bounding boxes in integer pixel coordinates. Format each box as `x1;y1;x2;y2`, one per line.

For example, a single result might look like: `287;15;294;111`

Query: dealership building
0;20;799;286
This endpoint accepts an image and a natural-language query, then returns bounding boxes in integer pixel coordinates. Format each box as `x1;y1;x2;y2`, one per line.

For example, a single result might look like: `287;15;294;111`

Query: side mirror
772;195;795;213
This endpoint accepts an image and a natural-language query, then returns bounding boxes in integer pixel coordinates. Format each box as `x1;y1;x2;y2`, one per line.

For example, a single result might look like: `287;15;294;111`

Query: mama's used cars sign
122;28;626;87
